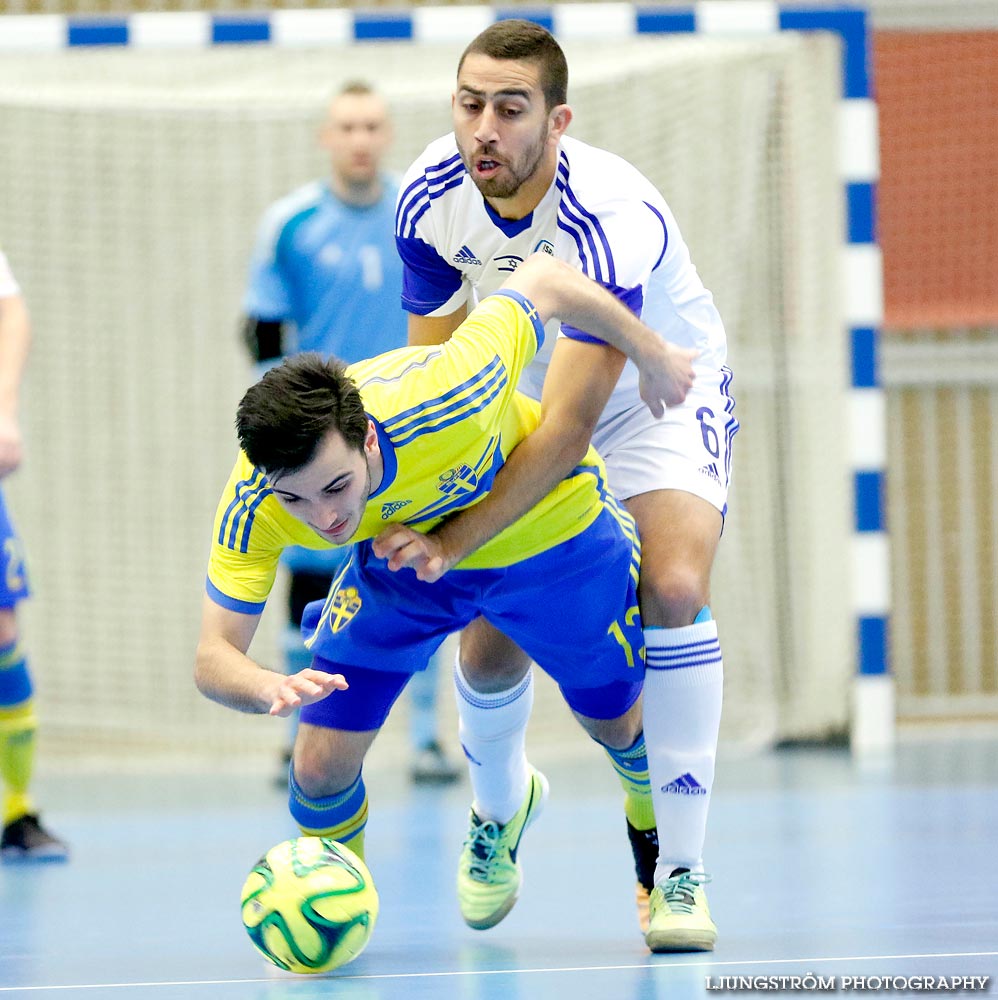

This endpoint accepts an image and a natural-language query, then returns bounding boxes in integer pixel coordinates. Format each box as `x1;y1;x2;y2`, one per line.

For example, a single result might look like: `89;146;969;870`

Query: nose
474;104;500;146
313;497;342;531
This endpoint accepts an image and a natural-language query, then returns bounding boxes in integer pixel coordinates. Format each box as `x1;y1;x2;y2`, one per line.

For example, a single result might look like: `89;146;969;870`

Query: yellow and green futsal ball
241;836;378;974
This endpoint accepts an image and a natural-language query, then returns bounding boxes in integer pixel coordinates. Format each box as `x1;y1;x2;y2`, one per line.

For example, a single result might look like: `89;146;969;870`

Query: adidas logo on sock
662;772;707;795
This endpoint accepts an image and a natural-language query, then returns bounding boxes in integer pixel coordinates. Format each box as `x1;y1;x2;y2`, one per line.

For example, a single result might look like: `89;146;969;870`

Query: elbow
193;644;213;699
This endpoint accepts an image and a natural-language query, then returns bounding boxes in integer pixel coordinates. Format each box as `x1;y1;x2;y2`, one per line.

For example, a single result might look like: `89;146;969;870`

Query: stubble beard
461;129;549;201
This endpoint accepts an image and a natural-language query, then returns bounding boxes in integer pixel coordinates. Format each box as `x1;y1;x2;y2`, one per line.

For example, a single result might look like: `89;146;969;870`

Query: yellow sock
604;733;656;831
338;829;365;862
0;701;38;825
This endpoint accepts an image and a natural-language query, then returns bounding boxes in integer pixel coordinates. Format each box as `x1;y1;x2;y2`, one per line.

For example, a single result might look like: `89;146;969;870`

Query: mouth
474;155;504;178
318;517;351;540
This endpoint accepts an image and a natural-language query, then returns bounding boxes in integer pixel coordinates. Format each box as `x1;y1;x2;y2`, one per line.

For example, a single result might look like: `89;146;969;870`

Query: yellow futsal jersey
207;290;610;614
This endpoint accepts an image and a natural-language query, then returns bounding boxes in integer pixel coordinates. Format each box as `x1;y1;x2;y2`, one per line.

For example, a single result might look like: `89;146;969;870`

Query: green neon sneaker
645;869;717;952
456;768;549;930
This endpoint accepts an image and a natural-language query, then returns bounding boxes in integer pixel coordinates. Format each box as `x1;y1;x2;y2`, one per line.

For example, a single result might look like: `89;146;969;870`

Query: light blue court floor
2;734;997;999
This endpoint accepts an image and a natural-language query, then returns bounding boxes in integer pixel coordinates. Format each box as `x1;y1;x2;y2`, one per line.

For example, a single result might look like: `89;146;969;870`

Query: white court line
1;951;997;992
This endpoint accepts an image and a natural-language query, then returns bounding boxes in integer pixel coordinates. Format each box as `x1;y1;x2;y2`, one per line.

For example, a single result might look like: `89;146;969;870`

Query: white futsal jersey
396;134;729;422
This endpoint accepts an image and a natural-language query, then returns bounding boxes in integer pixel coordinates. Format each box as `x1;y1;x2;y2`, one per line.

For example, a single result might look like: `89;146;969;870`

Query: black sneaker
1;813;69;862
627;820;658;933
410;740;461;785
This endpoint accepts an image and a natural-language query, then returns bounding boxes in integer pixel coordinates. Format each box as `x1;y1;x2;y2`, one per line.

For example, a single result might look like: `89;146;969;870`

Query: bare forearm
194;635;283;715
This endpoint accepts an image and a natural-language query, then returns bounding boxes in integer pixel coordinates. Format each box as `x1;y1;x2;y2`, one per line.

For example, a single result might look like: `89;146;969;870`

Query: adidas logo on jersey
381;499;413;519
452;245;482;266
662;773;707;795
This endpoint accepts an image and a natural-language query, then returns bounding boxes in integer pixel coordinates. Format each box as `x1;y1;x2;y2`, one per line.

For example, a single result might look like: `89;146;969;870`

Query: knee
576;701;643;750
458;645;531;694
640;565;710;628
291;743;353;799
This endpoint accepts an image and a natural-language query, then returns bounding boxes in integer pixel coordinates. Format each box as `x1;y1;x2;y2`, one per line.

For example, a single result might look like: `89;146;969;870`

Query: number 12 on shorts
608;605;644;668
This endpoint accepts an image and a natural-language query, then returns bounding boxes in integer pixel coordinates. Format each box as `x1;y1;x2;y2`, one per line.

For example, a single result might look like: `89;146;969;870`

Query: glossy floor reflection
2;733;997;999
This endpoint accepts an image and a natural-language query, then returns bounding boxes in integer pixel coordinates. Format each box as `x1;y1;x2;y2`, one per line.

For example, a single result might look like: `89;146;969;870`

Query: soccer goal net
0;32;849;768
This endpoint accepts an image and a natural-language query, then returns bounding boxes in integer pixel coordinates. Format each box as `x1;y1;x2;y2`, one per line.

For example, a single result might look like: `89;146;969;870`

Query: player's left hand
268;668;348;717
372;524;454;583
638;341;698;418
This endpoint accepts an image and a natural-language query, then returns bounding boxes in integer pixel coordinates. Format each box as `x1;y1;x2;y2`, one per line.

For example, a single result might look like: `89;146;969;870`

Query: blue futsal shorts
299;505;645;731
0;490;29;609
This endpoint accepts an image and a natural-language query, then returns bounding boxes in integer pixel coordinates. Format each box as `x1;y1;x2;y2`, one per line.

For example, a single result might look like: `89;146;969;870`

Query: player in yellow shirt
196;253;696;928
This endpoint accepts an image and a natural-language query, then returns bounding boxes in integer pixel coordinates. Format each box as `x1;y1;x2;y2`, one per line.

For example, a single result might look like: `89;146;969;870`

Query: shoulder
560;136;665;205
401;134;462;184
214;453;301;551
556;137;671;251
255;180;327;244
397;134;468;232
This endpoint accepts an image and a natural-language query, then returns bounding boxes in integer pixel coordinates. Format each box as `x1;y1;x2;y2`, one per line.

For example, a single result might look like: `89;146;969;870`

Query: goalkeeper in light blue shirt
240;82;459;785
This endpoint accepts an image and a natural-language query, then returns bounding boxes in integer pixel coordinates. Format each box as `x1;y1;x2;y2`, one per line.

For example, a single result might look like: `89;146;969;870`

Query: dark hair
236;353;369;478
458;19;569;110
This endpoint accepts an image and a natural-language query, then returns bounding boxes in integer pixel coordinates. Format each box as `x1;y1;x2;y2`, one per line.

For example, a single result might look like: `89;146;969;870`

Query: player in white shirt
389;20;737;952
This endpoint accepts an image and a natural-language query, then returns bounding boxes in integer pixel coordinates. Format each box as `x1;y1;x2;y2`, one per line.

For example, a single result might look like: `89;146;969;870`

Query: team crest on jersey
533;239;555;256
452;245;482;267
381;499;412;520
495;254;523;273
327;586;362;633
438;464;478;497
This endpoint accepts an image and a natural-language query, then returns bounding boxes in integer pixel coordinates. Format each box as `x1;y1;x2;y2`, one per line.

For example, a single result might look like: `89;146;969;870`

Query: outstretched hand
268;668;348;717
638;342;698;418
372;524;455;583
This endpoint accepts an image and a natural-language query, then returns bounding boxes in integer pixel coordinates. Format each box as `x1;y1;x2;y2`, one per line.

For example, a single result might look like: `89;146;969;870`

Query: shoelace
464;817;502;881
661;871;712;915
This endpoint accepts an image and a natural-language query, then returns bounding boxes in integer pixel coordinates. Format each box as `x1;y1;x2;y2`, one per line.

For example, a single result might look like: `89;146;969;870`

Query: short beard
461;129;548;201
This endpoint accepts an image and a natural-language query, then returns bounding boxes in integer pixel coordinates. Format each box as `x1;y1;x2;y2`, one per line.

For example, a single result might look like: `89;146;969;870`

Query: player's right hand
372;523;455;583
638;341;698;418
268;668;348;717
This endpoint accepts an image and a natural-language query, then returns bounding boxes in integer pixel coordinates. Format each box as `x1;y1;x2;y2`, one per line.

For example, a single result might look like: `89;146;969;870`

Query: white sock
643;618;723;884
453;654;533;824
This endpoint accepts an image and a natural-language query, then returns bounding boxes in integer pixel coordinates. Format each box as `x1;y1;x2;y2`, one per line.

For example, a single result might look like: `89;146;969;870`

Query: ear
364;419;379;456
548;103;573;142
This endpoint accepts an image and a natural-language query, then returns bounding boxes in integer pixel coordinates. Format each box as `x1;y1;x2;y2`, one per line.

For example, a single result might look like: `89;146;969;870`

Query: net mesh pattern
0;35;848;763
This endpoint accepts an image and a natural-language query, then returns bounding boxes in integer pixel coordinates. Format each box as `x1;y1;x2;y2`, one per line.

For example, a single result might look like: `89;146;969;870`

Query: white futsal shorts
592;365;738;512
